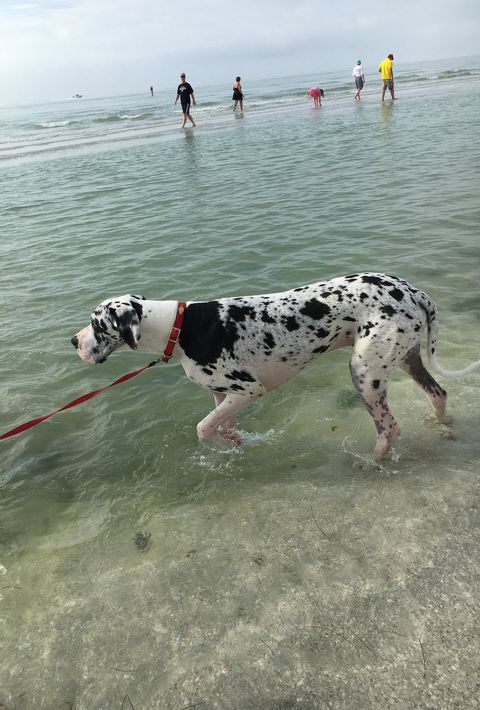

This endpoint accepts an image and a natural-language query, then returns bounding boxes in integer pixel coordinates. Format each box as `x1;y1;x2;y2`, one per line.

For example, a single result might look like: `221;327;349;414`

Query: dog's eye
92;317;110;334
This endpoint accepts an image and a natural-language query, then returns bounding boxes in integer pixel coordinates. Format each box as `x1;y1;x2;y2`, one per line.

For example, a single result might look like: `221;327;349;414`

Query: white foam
38;120;71;128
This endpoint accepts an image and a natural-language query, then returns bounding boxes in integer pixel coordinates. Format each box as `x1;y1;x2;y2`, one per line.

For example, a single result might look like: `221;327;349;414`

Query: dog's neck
136;299;185;355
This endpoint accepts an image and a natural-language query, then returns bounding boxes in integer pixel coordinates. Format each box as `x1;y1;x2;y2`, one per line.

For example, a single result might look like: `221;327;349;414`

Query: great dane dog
71;273;480;459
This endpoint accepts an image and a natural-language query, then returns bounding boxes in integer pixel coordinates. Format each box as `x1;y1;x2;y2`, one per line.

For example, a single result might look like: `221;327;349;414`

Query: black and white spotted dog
71;273;480;459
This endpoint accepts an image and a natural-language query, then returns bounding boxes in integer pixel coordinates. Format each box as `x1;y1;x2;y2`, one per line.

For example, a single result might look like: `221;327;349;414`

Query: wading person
175;73;196;127
307;87;325;108
379;53;395;101
232;76;244;111
352;60;365;100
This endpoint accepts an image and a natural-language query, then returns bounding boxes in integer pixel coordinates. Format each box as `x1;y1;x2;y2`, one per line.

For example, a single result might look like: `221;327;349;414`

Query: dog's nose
71;336;78;349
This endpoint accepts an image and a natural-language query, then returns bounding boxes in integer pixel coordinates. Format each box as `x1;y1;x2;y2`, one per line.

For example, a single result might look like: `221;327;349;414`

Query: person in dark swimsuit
232;76;244;111
175;73;196;127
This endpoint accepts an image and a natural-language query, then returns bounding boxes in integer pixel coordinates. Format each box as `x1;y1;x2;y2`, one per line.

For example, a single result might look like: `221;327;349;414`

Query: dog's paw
424;413;454;428
221;429;242;446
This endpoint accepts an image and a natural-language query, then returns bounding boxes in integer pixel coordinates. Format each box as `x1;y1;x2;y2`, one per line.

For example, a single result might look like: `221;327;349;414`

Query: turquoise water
1;58;480;708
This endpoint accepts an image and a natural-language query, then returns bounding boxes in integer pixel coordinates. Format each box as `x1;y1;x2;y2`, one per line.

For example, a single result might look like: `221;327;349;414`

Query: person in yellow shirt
378;53;395;101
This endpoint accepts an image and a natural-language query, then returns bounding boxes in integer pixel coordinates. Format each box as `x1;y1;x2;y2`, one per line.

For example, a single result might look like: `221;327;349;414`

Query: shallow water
1;57;480;708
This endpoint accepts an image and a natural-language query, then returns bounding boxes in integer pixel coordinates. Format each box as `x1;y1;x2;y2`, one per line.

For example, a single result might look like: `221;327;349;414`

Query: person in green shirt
379;53;395;101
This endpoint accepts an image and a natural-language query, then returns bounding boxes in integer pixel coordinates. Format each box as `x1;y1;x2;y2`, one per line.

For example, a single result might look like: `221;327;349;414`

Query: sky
0;0;478;104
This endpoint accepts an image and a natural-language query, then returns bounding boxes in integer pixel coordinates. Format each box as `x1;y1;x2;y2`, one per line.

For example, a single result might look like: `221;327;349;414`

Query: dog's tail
418;291;480;377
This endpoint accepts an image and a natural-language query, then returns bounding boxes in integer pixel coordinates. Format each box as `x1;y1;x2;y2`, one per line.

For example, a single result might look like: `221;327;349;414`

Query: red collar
162;302;187;363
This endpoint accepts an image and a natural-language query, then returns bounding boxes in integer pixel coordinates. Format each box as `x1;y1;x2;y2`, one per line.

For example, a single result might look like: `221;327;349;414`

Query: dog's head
71;295;145;364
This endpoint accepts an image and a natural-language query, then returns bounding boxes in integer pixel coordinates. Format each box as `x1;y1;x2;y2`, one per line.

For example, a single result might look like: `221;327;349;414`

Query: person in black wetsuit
175;73;196;127
232;76;244;111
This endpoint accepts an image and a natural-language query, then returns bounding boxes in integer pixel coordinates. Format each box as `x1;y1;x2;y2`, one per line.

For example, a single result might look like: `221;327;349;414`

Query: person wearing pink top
307;86;325;108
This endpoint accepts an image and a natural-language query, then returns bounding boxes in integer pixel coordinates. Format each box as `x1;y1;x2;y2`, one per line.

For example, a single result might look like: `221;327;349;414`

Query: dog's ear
111;306;141;349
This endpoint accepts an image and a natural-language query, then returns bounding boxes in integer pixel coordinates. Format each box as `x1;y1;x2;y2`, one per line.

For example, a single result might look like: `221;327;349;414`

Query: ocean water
1;57;480;708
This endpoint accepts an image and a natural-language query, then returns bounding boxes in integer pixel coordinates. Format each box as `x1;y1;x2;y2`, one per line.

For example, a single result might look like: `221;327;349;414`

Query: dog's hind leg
400;346;448;420
349;352;401;460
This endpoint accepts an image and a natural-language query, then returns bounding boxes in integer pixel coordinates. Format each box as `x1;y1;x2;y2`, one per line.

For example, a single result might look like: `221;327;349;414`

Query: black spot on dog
343;316;356;322
380;304;397;317
94;318;109;333
372;379;380;389
228;305;256;322
116;310;139;349
284;316;300;331
312;345;329;354
300;298;331;321
389;288;404;302
362;321;376;337
130;299;144;320
93;330;106;344
264;332;276;349
179;301;239;366
316;328;329;338
108;307;120;329
362;275;383;286
225;370;256;382
261;310;276;324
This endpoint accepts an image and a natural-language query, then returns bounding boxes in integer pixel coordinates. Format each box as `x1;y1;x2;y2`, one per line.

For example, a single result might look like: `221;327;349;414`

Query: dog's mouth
89;348;109;364
72;345;107;365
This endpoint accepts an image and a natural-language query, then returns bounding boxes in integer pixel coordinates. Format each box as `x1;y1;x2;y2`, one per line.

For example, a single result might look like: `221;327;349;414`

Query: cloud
0;0;478;103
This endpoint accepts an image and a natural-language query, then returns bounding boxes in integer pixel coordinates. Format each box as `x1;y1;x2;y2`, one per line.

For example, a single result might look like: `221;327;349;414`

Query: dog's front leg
198;388;265;446
212;392;238;440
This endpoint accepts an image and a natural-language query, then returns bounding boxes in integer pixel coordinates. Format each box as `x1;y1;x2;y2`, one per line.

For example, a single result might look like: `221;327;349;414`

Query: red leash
0;360;160;440
0;301;186;442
